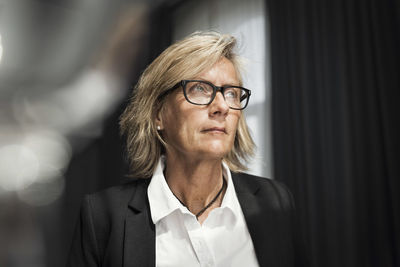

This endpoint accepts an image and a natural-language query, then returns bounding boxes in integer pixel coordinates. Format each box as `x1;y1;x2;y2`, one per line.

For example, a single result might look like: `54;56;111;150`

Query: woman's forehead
194;57;240;85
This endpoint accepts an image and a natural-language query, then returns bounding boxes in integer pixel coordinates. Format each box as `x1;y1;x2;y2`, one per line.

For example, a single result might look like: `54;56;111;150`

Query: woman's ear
155;103;164;131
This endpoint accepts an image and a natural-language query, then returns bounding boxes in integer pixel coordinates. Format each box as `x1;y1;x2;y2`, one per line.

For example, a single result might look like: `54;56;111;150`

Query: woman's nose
209;92;229;116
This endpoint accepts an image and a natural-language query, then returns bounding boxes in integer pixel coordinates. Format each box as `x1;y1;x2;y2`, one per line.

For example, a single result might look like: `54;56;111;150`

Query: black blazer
67;172;308;267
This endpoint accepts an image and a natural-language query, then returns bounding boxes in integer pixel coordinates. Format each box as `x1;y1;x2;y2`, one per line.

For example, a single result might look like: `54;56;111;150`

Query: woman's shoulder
231;172;294;210
82;178;150;215
232;172;290;191
89;178;148;196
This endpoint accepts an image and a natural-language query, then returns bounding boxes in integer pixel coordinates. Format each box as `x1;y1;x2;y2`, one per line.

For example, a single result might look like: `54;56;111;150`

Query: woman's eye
188;83;211;94
225;88;239;99
194;85;206;92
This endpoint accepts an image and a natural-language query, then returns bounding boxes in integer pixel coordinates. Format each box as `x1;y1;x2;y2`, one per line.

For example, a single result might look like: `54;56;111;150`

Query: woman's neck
164;153;225;222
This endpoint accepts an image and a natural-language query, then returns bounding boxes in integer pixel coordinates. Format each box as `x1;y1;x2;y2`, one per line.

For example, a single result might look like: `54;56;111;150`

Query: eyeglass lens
184;81;248;109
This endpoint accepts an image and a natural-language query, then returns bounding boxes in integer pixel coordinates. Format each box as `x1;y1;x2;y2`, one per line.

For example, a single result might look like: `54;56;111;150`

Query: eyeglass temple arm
240;90;251;101
158;82;182;99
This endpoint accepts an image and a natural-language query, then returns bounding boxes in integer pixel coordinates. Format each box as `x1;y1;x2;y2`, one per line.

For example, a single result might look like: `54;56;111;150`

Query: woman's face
158;57;241;161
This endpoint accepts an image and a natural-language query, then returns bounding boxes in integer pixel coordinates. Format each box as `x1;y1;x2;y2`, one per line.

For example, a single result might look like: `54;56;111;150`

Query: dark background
268;0;400;266
0;0;399;266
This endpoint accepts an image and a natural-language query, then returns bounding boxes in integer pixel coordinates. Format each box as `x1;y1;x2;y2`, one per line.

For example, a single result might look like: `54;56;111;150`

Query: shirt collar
148;156;186;225
147;157;240;224
220;161;241;221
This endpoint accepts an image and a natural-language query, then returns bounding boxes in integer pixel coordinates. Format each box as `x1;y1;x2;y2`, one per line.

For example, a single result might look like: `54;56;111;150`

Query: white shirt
147;158;259;267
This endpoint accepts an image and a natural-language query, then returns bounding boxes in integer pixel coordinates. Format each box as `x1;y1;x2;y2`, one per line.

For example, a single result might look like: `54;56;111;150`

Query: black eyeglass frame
163;80;251;110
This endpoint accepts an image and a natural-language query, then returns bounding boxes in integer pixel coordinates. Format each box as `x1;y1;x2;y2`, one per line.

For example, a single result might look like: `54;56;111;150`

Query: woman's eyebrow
194;77;240;87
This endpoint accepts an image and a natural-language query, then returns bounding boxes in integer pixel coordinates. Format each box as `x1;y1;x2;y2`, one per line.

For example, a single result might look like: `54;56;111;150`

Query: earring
157;125;161;130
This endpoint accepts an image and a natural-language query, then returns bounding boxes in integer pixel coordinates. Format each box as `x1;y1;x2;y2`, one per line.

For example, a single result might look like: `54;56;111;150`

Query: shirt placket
183;214;216;267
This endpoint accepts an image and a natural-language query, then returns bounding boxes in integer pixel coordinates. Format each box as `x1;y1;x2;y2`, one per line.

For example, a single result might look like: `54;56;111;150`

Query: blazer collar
231;172;277;267
124;179;155;267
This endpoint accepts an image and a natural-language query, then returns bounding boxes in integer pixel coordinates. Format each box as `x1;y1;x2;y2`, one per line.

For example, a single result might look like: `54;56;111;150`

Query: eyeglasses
164;80;251;110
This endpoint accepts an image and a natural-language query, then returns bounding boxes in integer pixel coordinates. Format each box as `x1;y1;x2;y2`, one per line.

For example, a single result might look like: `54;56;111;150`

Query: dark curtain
266;0;400;266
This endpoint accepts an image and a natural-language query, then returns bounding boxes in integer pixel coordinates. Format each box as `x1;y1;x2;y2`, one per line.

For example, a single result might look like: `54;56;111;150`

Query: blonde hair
119;31;255;178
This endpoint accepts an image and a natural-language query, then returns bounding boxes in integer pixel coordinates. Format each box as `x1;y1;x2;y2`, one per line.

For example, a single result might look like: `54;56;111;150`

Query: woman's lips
202;127;226;133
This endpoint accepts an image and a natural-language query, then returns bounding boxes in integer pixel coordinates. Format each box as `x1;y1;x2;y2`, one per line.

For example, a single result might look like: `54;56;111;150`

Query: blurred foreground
0;0;152;265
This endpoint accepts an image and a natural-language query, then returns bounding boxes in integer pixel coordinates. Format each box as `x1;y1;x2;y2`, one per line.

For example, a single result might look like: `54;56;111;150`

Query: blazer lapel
232;173;281;267
123;180;155;267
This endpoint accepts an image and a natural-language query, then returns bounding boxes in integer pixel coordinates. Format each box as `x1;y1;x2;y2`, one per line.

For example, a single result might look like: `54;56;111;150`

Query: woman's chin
197;142;231;158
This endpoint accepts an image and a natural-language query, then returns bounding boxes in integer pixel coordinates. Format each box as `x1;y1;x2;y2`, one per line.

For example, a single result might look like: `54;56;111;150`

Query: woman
67;31;307;267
